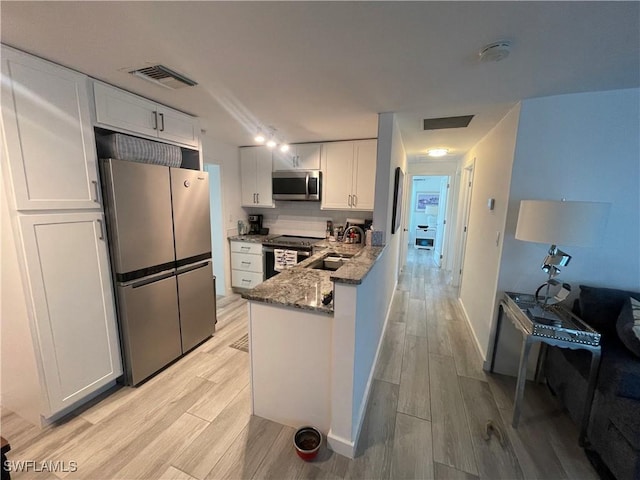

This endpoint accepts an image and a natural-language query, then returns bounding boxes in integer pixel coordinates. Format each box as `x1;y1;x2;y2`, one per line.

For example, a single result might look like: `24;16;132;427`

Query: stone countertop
228;234;273;243
241;266;335;314
241;242;386;313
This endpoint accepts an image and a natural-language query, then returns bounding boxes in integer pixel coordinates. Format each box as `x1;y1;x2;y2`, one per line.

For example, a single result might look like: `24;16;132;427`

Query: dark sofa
545;285;640;480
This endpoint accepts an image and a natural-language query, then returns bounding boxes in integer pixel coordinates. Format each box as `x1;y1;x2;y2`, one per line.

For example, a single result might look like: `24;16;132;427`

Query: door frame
453;159;475;290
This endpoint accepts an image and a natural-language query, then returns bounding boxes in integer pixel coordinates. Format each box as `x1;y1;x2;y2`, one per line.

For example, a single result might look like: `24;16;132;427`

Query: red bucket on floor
293;426;322;461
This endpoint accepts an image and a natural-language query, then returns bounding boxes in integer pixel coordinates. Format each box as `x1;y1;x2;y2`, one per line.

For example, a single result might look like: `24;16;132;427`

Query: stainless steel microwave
272;170;321;201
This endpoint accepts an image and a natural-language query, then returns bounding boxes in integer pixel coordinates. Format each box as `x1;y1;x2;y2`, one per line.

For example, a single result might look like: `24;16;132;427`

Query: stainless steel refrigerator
100;158;216;386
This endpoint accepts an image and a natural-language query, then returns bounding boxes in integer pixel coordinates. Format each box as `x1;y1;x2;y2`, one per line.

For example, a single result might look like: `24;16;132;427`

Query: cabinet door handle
241;246;250;250
153;111;158;130
348;194;352;207
159;112;165;132
91;180;100;203
353;194;357;207
241;261;251;265
97;219;105;240
256;193;259;203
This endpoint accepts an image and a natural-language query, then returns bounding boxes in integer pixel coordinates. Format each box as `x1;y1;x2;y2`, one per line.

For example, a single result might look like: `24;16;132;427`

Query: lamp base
527;305;562;325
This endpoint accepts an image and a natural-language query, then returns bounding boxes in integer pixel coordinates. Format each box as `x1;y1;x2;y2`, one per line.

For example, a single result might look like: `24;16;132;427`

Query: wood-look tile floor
1;249;597;479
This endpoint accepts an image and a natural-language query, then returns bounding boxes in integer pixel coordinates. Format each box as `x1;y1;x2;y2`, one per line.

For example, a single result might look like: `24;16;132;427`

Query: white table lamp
515;199;610;322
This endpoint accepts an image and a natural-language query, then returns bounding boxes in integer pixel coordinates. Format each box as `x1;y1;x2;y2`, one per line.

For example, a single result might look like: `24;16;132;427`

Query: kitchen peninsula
242;242;393;458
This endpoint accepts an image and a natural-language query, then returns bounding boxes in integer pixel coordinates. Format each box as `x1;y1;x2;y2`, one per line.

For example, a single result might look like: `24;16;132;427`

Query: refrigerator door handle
176;260;210;275
125;269;176;289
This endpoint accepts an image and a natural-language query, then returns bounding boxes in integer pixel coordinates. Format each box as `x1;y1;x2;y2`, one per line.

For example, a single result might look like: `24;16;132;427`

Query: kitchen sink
307;253;355;271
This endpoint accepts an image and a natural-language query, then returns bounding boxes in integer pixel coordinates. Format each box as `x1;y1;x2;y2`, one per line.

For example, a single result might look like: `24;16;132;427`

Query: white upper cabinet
19;212;122;416
272;143;321;171
93;82;199;148
1;46;100;211
240;146;274;207
352;140;377;211
321;139;377;211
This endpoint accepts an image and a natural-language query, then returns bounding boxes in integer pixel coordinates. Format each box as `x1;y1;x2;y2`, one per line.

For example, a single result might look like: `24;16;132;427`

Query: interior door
171;168;212;261
177;261;216;352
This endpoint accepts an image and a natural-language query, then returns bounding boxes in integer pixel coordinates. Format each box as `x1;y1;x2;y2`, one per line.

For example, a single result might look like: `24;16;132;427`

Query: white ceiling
2;1;638;160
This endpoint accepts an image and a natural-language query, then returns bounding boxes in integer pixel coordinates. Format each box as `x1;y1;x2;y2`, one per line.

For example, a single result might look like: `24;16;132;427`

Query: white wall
201;136;244;295
1;168;43;425
490;88;640;376
499;88;640;295
458;104;521;359
374;112;408;278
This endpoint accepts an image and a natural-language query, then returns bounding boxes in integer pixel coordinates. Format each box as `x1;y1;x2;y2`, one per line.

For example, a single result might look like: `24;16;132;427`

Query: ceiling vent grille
129;65;197;89
423;115;474;130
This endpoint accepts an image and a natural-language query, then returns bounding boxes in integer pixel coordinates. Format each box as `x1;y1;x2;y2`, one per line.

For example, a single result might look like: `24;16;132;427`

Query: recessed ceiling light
427;148;449;157
280;144;290;152
266;139;277;148
254;132;265;143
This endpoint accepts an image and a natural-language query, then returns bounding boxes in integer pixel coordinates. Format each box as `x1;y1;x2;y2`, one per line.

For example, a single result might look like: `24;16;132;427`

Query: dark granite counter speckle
228;234;273;243
241;242;386;313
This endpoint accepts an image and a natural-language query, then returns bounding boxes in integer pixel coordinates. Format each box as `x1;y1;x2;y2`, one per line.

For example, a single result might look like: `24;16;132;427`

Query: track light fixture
254;125;289;151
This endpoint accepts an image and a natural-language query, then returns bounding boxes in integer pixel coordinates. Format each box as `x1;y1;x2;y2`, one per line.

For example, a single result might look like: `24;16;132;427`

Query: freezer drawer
117;272;182;385
177;261;216;352
171;168;212;261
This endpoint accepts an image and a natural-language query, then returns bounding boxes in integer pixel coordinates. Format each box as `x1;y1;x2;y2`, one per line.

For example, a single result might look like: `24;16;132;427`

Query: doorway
406;175;450;269
204;164;226;297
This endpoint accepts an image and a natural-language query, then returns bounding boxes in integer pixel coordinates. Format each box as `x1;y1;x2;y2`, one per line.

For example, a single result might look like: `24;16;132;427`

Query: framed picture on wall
416;192;439;212
391;167;404;234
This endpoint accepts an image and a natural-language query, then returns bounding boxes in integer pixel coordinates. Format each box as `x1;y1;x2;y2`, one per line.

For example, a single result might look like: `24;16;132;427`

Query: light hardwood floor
1;248;597;479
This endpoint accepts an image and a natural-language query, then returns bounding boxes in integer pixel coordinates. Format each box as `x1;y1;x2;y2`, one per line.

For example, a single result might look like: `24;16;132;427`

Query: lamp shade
515;200;610;248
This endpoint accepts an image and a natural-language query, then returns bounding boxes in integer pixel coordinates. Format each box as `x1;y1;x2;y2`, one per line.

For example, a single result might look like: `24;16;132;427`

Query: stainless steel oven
262;235;323;279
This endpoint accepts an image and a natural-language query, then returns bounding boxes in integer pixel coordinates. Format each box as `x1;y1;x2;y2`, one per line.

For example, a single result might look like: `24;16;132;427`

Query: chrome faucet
343;225;365;244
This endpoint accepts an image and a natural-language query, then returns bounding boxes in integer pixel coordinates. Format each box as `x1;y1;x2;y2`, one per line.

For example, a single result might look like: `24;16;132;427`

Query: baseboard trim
327;430;356;458
457;297;487;364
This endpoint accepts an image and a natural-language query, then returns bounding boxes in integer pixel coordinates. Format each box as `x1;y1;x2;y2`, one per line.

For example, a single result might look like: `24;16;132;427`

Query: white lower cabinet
230;241;264;289
18;212;122;417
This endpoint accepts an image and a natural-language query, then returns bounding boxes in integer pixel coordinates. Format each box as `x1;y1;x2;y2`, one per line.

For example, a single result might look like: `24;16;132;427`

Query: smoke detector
479;41;512;62
128;64;198;89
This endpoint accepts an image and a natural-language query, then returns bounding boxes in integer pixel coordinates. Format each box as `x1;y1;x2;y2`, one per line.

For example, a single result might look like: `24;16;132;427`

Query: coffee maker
247;214;263;235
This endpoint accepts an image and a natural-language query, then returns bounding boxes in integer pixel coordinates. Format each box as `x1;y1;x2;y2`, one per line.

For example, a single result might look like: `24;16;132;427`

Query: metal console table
490;292;601;445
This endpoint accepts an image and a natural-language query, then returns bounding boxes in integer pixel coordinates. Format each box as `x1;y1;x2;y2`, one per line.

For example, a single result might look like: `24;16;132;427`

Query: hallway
1;249;597;479
348;247;598;478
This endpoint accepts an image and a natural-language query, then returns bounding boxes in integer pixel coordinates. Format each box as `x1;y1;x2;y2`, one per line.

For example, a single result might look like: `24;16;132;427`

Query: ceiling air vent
423;115;474;130
129;65;197;89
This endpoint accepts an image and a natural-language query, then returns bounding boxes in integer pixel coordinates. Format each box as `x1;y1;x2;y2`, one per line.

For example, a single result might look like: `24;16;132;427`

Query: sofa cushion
549;339;640;401
578;285;639;338
617;297;640;358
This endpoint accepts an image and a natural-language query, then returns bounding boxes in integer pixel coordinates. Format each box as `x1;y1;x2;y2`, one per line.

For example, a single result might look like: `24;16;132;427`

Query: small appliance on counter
247;214;263;235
